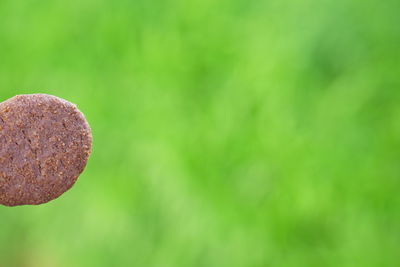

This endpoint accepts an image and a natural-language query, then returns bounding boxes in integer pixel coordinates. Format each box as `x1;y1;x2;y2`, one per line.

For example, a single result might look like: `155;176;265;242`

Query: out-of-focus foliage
0;0;399;266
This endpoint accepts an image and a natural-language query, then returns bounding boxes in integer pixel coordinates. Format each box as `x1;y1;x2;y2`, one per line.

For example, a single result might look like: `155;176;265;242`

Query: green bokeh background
0;0;399;266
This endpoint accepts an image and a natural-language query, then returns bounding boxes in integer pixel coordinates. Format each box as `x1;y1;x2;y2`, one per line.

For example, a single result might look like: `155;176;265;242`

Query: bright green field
0;0;399;266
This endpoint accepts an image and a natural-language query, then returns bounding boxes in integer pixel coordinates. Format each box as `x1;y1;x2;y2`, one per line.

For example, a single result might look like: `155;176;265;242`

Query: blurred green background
0;0;399;266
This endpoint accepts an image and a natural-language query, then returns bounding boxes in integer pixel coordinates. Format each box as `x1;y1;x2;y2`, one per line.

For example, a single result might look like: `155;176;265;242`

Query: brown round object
0;94;92;206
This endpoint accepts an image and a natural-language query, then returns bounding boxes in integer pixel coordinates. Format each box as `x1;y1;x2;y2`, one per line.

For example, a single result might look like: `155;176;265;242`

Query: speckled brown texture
0;94;92;206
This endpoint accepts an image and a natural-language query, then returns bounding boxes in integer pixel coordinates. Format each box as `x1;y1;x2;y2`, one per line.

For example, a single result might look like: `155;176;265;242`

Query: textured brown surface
0;94;92;206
